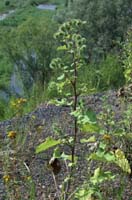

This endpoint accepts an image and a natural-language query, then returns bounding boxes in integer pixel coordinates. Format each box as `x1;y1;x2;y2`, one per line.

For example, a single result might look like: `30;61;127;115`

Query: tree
66;0;132;61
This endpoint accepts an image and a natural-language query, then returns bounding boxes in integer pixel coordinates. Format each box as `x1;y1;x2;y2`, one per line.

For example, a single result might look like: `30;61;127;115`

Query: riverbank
0;3;57;21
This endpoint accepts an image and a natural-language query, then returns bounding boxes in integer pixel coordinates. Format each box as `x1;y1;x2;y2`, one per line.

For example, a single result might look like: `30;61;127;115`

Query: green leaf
81;123;100;133
53;147;62;158
61;152;78;163
99;142;106;150
57;74;65;81
90;167;100;185
35;137;61;154
80;136;96;143
57;45;67;51
104;153;116;162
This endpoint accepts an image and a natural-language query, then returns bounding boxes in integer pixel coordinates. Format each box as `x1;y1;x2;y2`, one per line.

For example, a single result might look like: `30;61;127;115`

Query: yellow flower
21;98;27;103
26;176;31;181
17;99;21;104
19;98;27;104
3;175;11;183
7;131;16;139
103;134;111;141
11;98;27;110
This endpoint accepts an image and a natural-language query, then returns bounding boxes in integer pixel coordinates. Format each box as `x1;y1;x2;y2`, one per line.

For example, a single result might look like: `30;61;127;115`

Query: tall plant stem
71;60;78;164
64;59;78;200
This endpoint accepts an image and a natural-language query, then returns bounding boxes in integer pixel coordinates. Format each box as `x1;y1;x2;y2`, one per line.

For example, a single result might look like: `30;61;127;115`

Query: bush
99;54;125;90
78;54;125;92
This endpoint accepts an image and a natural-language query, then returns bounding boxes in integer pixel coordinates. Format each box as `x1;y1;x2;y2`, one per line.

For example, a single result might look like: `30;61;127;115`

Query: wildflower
7;131;16;139
18;98;27;104
103;134;111;141
17;99;21;104
11;98;27;108
3;175;11;183
26;176;32;181
21;98;27;103
19;98;27;103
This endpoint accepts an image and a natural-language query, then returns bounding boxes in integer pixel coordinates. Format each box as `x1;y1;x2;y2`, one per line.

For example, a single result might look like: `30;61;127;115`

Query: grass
0;0;66;27
0;6;56;27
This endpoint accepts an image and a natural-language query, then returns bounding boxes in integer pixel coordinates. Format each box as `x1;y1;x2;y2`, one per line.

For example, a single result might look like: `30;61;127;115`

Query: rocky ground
0;90;132;200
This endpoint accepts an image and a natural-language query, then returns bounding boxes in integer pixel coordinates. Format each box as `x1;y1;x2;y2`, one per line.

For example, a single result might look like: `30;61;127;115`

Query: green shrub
78;54;125;92
99;54;125;90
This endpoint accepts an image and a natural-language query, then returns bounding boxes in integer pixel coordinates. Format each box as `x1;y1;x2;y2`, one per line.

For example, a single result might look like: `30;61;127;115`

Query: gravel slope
0;90;132;200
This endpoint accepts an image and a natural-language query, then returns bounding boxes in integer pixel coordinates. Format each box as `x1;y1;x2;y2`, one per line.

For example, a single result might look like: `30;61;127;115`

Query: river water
36;4;56;10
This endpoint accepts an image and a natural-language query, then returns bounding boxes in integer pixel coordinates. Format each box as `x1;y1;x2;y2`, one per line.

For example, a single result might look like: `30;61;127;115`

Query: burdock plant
35;19;90;199
36;19;131;200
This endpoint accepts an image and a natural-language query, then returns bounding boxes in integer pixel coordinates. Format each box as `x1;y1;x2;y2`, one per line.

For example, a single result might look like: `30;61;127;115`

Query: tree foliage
63;0;132;61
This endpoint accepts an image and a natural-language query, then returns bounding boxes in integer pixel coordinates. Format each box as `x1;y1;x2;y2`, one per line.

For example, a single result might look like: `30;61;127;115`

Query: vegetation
35;19;132;200
0;0;132;199
59;0;132;60
0;0;130;118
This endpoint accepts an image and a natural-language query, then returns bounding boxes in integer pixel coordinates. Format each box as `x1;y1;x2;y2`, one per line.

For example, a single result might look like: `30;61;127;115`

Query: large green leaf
35;137;61;154
81;123;100;133
80;136;96;143
57;45;67;51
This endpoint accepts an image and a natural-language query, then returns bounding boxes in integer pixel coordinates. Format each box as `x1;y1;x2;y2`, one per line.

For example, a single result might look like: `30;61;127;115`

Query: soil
0;90;132;200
